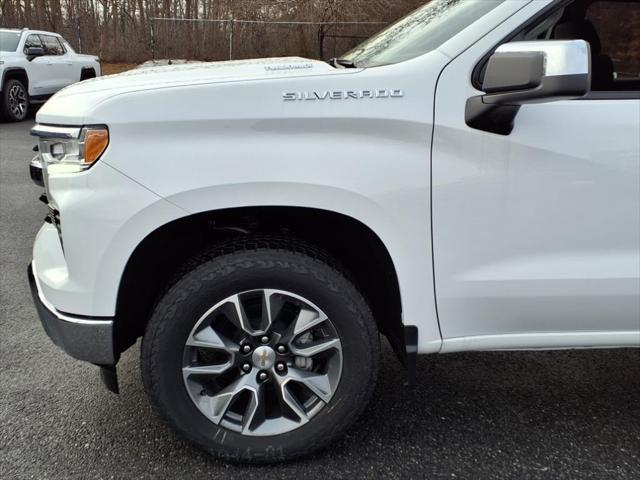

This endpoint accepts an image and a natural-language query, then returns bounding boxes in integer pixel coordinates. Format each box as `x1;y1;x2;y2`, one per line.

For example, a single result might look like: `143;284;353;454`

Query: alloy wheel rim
182;289;343;436
8;84;27;118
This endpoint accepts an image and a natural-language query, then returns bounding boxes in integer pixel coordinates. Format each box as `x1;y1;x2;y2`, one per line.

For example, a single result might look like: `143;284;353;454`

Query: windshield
0;31;22;52
341;0;506;68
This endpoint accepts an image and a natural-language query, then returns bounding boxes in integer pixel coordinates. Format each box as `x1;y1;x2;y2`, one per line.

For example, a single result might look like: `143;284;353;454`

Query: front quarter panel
98;52;448;353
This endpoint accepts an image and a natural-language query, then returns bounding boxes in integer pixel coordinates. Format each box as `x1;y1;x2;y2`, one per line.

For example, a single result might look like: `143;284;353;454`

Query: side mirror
26;47;45;60
466;40;591;135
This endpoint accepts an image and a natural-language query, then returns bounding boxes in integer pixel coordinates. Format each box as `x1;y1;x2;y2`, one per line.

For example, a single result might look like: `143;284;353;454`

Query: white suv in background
0;28;101;121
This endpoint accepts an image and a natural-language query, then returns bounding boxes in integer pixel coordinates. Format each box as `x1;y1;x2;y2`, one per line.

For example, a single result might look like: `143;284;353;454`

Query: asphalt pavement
1;117;639;479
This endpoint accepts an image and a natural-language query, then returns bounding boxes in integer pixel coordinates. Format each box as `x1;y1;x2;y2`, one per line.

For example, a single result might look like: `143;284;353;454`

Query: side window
477;0;640;93
585;1;640;86
61;39;76;54
549;0;640;91
40;35;64;56
23;34;42;53
56;37;67;54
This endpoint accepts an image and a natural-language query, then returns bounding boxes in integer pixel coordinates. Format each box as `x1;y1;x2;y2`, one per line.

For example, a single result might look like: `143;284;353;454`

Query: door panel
28;56;59;95
39;35;68;92
433;98;640;338
57;38;79;87
58;51;79;87
432;6;640;341
22;34;52;95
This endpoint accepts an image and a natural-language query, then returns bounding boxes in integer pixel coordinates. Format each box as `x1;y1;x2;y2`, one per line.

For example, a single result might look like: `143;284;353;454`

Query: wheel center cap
252;346;276;370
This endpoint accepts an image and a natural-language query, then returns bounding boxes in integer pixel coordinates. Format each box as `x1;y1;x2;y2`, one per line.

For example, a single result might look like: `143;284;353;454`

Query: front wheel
141;239;380;463
1;79;29;122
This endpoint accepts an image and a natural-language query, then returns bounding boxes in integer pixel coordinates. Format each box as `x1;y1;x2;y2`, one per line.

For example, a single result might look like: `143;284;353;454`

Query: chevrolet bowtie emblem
259;349;269;367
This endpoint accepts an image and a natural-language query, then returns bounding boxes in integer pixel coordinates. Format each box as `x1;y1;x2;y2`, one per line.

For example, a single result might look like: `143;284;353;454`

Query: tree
0;0;426;63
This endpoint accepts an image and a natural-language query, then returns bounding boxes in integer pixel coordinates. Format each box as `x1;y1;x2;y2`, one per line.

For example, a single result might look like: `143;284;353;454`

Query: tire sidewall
2;79;28;122
142;249;379;462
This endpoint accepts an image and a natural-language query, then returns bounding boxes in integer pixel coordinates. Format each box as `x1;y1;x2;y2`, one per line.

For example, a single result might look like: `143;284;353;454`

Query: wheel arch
2;67;29;93
80;67;96;81
113;206;407;364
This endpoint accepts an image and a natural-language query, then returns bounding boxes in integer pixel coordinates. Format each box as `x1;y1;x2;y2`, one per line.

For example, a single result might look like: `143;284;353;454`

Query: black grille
38;194;63;250
45;205;60;226
44;202;61;236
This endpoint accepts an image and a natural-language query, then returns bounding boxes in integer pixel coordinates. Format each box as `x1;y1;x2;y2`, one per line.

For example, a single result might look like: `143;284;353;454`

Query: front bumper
28;262;116;365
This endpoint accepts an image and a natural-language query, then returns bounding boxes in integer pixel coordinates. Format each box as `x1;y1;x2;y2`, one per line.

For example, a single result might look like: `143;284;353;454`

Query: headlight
31;125;109;173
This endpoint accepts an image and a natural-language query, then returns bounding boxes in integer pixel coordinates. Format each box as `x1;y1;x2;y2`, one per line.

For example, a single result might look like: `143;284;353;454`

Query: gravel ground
1;118;639;479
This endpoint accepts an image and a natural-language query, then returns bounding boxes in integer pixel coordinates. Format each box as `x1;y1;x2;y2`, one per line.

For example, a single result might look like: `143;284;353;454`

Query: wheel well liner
114;207;405;362
80;67;96;80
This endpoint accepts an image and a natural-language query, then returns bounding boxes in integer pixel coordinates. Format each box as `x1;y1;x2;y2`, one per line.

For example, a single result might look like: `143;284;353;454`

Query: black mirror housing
26;47;45;60
483;51;545;94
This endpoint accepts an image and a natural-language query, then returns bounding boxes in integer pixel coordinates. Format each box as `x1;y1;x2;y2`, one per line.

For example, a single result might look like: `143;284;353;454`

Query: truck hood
37;57;341;124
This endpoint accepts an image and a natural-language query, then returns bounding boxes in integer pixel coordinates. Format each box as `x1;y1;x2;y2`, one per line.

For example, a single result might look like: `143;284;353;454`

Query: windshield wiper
330;58;358;69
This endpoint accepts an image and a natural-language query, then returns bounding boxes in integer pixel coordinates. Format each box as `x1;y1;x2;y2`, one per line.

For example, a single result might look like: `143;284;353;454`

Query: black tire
141;237;380;463
1;78;29;122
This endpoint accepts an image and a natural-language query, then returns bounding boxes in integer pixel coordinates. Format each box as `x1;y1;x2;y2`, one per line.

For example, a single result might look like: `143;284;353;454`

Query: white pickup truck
0;28;100;121
27;0;639;463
